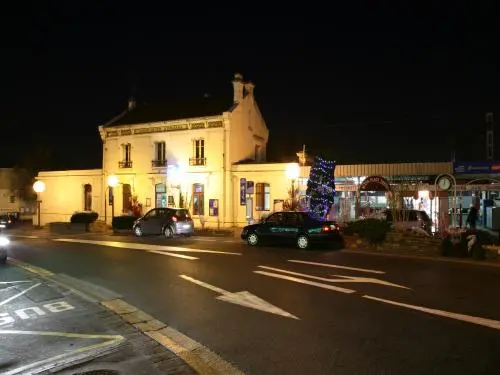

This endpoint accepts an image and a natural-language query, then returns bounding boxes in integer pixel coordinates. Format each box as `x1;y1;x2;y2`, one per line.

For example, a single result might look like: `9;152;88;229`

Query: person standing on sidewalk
466;204;478;231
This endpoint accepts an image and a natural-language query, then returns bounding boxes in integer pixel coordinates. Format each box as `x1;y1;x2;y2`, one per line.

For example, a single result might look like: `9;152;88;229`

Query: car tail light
322;225;331;232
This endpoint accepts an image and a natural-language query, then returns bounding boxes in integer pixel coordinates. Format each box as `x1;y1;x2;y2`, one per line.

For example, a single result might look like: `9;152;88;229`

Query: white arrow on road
328;275;410;290
179;275;299;319
257;266;410;290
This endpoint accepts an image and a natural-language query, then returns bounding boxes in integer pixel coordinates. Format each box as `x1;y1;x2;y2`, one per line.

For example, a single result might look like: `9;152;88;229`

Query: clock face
438;176;451;190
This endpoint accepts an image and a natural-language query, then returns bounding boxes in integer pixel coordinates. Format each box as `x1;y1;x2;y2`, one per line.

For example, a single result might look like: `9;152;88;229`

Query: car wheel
247;232;259;246
134;225;143;237
164;226;173;239
296;234;309;250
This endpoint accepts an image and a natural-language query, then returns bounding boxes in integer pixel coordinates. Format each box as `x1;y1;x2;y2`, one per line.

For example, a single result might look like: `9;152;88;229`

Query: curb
8;257;245;375
344;249;500;268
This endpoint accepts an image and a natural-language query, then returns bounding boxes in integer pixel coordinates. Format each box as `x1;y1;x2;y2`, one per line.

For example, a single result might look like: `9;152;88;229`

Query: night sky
2;3;498;171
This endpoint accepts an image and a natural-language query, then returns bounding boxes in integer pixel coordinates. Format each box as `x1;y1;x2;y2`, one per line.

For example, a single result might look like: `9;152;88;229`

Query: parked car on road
241;211;343;250
132;208;194;238
0;215;16;229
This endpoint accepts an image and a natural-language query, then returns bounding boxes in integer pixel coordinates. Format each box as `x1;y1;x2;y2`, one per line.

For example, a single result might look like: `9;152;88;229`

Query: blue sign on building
240;178;246;205
454;161;500;174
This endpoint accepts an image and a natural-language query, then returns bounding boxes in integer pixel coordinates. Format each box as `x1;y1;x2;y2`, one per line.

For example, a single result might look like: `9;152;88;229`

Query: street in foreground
4;233;500;375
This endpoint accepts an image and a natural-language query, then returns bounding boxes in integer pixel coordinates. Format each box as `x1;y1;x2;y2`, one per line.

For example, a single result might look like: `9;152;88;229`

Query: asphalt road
5;233;500;375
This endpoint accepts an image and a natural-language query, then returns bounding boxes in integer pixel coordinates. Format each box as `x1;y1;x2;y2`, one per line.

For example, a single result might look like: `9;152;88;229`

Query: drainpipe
222;123;227;228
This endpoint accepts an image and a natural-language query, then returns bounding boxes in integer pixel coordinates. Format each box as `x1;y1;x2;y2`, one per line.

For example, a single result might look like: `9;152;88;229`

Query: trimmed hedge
342;219;391;244
112;215;137;230
70;211;98;224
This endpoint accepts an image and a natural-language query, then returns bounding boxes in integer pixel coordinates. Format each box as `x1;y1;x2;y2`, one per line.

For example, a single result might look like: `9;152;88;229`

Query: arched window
84;184;92;211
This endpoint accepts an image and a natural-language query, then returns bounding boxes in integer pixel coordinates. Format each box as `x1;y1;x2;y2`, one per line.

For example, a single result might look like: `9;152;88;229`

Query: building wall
229;163;294;226
35;169;103;225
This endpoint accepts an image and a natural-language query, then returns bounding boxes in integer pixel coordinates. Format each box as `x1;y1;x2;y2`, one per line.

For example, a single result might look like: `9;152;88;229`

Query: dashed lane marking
288;260;385;274
12;259;246;375
53;238;242;256
363;295;500;331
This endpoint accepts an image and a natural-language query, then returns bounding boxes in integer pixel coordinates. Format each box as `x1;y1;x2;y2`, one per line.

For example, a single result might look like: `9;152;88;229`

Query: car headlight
0;237;10;246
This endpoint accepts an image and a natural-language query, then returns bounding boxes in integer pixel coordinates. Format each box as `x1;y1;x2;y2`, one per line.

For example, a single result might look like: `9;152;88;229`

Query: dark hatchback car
241;211;343;250
0;215;16;229
133;208;194;238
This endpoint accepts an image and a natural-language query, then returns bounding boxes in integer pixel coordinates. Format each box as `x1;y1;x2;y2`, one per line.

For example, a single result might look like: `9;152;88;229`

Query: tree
9;166;36;203
306;156;336;220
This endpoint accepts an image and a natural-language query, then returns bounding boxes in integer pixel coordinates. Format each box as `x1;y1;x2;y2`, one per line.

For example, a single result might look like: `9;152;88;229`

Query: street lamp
285;163;300;206
106;175;119;222
33;180;46;228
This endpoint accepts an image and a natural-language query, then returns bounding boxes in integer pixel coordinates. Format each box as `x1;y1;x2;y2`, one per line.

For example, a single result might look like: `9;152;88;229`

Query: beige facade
34;73;454;228
36;73;276;227
35;169;103;225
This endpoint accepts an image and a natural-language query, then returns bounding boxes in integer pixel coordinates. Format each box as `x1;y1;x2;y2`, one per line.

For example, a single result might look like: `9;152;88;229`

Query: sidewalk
0;260;197;375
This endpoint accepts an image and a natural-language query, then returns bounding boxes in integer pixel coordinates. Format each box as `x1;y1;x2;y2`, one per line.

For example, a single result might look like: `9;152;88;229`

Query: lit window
256;183;270;211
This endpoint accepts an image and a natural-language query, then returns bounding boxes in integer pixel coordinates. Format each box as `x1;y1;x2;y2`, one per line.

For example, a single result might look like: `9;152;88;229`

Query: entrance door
155;183;167;208
122;184;132;213
245;197;253;223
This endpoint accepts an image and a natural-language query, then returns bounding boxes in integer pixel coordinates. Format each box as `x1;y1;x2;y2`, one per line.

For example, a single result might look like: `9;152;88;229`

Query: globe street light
33;180;46;228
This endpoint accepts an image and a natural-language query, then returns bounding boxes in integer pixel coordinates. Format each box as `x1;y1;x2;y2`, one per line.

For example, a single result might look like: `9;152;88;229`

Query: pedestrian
466;204;478;231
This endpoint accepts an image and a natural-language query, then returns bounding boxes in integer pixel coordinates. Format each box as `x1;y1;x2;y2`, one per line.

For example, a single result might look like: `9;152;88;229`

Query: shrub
441;229;489;259
112;215;137;230
342;219;391;244
70;211;98;224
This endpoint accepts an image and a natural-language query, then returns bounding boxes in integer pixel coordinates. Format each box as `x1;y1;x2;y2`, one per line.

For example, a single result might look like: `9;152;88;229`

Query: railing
152;159;168;168
118;160;133;168
189;157;207;166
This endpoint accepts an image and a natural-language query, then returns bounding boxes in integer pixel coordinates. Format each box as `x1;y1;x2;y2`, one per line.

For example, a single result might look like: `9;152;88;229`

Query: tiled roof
106;96;234;127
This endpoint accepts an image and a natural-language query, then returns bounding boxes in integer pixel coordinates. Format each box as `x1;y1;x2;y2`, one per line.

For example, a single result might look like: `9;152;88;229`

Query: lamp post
32;180;46;228
106;175;119;223
285;163;300;208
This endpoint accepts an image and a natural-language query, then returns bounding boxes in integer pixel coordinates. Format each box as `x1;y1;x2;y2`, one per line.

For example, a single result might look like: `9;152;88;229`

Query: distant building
0;168;36;219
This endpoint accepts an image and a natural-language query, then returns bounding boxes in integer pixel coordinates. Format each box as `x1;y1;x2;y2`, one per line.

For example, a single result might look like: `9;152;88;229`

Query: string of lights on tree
306;156;336;220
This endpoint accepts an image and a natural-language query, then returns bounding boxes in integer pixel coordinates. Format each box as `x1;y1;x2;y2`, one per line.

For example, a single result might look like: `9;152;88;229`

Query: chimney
244;82;255;102
128;96;136;111
232;73;244;103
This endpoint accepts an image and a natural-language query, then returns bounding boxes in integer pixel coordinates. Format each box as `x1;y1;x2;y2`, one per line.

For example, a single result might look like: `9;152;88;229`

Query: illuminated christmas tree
306;156;336;220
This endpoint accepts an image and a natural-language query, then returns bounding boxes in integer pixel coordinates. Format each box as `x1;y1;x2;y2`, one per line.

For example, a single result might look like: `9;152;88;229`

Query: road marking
0;283;41;306
253;270;356;294
0;281;33;285
9;235;39;239
180;274;298;319
329;275;410;289
12;259;246;375
288;260;385;274
53;238;242;256
363;295;500;331
192;238;217;242
8;258;54;277
258;265;410;290
103;299;246;375
0;330;124;375
146;250;198;260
